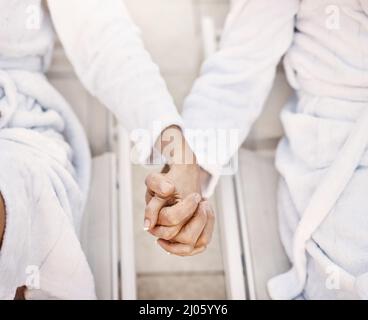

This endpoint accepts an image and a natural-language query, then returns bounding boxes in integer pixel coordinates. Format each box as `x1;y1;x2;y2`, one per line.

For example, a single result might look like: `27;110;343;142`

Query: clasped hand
144;163;215;256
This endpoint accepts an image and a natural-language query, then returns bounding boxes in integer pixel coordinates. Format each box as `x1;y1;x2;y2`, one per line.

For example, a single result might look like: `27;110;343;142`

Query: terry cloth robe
0;0;182;299
182;0;368;299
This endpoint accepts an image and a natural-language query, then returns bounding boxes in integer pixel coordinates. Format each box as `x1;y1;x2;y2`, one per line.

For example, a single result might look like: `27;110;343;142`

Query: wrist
157;125;197;165
168;163;202;197
170;163;200;175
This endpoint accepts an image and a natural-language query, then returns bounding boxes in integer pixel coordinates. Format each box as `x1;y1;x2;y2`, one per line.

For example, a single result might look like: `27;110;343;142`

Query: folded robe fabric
182;0;368;299
0;0;185;299
0;69;95;299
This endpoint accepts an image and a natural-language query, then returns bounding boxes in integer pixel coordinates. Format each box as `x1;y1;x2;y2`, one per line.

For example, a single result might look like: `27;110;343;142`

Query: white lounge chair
48;40;137;300
201;16;292;300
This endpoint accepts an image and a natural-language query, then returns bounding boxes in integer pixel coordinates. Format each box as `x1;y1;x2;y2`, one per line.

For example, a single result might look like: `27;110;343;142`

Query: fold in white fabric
183;0;299;196
183;0;368;299
0;0;183;163
0;69;95;299
47;0;183;163
0;0;185;299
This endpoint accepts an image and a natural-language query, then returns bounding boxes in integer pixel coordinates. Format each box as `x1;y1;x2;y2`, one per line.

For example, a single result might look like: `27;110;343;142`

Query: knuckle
165;227;180;240
156;227;172;240
184;245;194;255
145;172;158;186
144;174;152;187
172;216;182;225
197;236;209;247
182;234;194;245
161;234;172;241
159;232;172;241
159;208;169;222
166;213;180;226
185;207;197;220
178;246;193;256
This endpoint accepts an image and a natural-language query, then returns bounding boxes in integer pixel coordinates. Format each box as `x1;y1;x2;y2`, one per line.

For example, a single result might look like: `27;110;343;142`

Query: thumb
145;172;175;198
144;196;167;230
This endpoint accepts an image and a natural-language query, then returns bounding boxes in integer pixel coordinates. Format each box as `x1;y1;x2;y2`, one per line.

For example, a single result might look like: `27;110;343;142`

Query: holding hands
143;126;215;256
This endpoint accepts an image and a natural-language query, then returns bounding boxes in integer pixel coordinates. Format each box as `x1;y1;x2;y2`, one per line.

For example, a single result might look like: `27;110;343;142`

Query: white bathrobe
183;0;368;299
0;0;182;299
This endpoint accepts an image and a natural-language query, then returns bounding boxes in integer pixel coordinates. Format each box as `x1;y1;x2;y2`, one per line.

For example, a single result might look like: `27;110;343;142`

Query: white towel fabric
0;69;95;299
182;0;368;299
0;0;183;299
47;0;183;162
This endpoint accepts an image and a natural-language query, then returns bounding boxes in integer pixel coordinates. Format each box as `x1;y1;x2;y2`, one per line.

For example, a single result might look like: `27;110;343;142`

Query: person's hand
144;165;215;256
144;163;201;229
154;197;215;257
143;125;215;256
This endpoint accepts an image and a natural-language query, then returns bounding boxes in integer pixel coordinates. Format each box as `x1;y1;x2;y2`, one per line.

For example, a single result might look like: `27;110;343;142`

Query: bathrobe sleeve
182;0;299;197
47;0;183;163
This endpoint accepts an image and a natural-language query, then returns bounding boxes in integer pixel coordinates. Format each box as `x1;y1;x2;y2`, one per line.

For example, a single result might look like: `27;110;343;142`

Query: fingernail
194;193;201;203
166;251;171;255
143;219;150;231
160;181;173;194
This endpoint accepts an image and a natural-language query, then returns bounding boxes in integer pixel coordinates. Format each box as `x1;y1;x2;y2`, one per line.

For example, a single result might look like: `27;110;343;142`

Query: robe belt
269;104;368;300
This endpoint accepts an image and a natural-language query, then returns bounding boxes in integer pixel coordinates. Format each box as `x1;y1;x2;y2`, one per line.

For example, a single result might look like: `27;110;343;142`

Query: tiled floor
138;273;226;300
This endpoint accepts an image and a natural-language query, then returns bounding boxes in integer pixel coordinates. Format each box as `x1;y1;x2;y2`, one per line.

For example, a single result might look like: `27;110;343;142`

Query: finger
145;172;175;198
144;196;166;230
150;225;181;240
190;246;207;256
145;189;154;204
157;239;195;257
157;193;201;226
196;201;215;248
146;189;176;206
173;202;208;245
